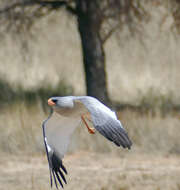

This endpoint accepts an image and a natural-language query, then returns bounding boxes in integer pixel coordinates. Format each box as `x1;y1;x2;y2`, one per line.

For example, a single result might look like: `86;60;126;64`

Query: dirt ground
1;152;180;190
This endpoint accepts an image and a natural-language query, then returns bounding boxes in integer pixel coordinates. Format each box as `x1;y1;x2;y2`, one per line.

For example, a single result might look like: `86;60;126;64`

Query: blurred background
0;1;180;190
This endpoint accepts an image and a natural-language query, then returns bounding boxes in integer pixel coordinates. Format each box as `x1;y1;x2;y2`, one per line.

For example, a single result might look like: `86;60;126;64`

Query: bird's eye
51;99;58;103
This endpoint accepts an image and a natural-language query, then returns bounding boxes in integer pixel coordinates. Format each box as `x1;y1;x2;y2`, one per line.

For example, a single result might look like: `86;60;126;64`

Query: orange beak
48;98;56;106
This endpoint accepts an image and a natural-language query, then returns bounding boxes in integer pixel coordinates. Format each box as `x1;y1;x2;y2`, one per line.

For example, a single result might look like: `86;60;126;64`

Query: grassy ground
1;152;180;190
1;103;179;155
0;103;180;190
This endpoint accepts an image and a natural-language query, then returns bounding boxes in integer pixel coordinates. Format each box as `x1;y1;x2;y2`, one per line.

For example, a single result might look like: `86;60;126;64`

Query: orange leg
85;114;92;123
81;115;95;134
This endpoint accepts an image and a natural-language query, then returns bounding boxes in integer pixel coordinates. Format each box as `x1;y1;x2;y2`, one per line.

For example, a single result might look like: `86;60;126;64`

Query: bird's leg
85;114;93;123
81;114;95;134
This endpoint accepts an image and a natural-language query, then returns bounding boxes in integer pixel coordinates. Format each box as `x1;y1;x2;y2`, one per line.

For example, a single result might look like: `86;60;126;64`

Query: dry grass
118;110;180;155
0;103;180;156
0;102;180;190
1;153;180;190
0;103;45;154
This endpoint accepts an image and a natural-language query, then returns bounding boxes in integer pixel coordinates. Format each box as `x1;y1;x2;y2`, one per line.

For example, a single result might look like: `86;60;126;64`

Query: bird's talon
88;128;95;134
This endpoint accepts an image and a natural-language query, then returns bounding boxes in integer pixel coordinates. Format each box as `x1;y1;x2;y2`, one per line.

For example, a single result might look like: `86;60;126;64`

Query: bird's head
48;96;74;109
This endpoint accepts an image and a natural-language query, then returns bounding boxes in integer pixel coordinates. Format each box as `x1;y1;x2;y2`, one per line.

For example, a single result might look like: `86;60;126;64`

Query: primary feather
75;96;132;149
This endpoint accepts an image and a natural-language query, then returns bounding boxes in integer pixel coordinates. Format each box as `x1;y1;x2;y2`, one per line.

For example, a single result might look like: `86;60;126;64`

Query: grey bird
42;96;132;188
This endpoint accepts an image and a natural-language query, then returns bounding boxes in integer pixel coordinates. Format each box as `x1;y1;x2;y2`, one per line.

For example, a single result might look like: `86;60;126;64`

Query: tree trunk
76;0;110;105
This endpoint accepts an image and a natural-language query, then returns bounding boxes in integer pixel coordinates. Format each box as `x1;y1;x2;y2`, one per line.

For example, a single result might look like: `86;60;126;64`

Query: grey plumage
42;96;132;188
76;96;132;148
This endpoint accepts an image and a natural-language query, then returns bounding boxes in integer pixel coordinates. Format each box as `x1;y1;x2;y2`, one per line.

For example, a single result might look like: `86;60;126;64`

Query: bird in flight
42;96;132;188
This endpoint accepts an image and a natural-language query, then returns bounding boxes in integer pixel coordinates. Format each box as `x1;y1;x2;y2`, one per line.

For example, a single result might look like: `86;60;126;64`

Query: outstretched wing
76;96;132;149
42;110;81;188
94;117;132;149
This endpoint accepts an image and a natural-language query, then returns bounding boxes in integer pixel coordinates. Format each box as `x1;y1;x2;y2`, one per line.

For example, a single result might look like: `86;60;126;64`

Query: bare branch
0;0;76;15
102;23;121;44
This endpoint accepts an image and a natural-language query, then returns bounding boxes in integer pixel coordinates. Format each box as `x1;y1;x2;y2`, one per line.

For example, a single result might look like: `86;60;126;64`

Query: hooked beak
48;98;56;106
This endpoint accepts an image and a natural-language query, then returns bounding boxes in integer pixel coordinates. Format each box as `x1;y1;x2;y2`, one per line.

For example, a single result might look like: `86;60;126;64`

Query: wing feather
52;170;58;189
76;97;132;149
42;110;80;188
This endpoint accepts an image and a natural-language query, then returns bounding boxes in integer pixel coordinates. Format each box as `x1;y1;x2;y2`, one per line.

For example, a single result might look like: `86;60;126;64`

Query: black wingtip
50;152;68;189
123;139;132;150
52;171;58;189
61;164;68;175
55;171;64;188
118;128;133;149
113;130;132;149
126;136;133;150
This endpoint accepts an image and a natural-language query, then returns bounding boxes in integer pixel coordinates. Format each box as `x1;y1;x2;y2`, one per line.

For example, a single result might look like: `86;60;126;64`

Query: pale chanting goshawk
42;96;132;188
